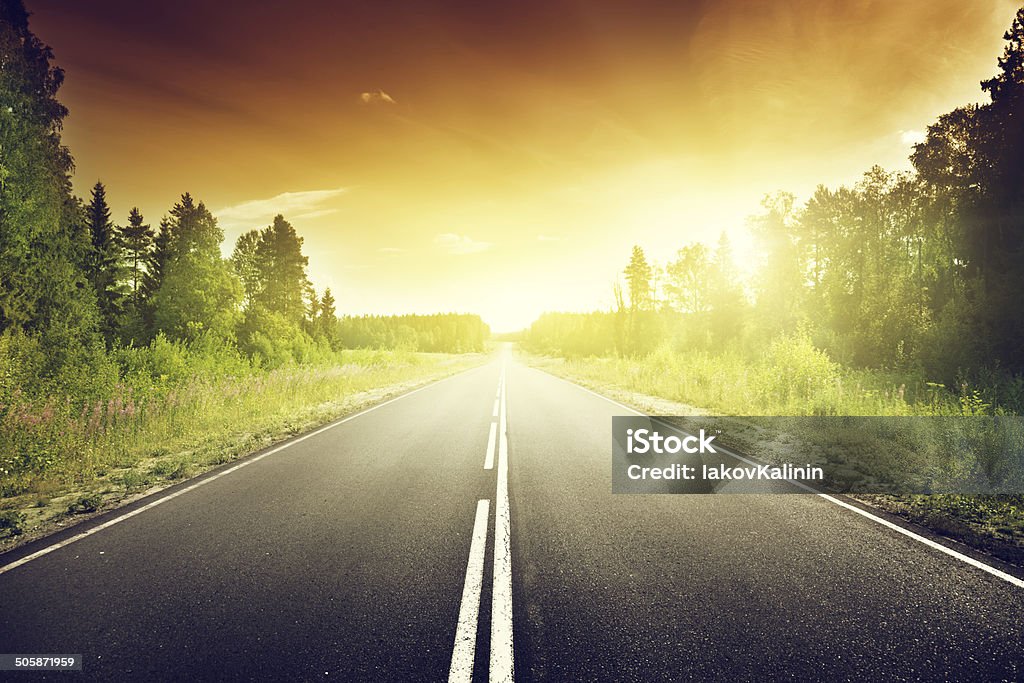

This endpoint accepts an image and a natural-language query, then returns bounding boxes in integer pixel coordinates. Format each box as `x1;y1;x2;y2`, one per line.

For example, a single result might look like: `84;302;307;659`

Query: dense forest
0;1;485;504
0;0;484;384
527;7;1024;414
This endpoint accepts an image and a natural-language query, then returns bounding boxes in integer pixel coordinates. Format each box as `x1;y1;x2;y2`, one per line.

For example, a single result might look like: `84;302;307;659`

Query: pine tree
166;192;222;256
231;214;312;325
624;245;653;312
152;194;242;341
84;181;125;344
254;215;310;324
116;207;153;344
120;207;153;300
318;288;337;344
981;8;1024;106
979;7;1024;368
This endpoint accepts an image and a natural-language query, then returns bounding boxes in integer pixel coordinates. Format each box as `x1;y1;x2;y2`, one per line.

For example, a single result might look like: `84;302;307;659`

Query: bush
756;333;840;408
237;308;330;369
0;509;26;536
115;333;190;384
67;493;102;515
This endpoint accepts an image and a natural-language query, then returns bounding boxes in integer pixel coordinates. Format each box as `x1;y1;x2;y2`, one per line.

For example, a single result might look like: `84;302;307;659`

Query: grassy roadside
0;350;488;553
521;350;1024;568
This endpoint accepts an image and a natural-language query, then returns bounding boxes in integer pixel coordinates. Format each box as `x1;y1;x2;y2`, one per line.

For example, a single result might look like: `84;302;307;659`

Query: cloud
215;188;346;231
537;234;564;242
900;129;927;146
378;247;406;254
359;90;396;105
435;233;492;255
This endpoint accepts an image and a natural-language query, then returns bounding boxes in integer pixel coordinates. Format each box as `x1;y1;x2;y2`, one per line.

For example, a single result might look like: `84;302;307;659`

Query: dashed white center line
450;365;516;682
448;499;491;683
484;423;497;470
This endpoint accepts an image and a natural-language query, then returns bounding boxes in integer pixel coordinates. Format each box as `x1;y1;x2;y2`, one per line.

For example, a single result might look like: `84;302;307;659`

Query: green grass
525;338;954;417
0;349;487;547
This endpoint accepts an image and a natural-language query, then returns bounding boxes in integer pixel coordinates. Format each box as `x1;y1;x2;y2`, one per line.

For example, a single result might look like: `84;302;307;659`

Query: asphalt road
2;349;1024;681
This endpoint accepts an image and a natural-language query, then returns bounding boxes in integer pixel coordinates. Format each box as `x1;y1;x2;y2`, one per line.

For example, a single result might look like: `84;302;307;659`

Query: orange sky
29;0;1022;331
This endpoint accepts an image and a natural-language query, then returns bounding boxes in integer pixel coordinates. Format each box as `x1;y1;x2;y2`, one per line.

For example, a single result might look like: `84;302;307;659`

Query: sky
28;0;1022;331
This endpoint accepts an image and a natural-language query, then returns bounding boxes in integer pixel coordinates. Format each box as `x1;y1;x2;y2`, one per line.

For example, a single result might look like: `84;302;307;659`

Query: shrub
0;509;26;536
67;493;102;515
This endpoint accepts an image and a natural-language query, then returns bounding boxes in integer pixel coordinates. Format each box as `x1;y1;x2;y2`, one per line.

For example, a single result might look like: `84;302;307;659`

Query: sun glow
33;0;1019;332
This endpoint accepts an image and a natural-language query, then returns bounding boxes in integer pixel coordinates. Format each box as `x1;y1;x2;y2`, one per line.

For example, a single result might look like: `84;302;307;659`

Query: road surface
2;350;1023;681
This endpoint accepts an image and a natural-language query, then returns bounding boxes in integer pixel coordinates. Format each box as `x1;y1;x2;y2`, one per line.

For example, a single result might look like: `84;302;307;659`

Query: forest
0;1;485;527
522;8;1024;557
527;7;1024;417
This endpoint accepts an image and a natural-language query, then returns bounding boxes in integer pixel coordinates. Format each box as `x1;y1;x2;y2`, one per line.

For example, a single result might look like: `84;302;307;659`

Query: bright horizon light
32;1;1020;332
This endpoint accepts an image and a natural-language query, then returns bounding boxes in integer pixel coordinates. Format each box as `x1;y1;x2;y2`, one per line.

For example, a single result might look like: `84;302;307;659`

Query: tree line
0;0;485;398
527;7;1024;395
336;314;488;353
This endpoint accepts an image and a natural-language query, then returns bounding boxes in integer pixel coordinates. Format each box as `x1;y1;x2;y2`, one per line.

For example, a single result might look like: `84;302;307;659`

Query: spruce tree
84;181;124;344
120;207;153;300
318;288;337;344
254;215;310;324
151;194;242;341
624;245;653;313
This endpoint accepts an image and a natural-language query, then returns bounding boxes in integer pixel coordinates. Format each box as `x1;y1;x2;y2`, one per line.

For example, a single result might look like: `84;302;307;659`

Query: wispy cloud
900;129;926;146
215;188;346;231
360;90;396;105
537;234;564;242
435;233;492;255
378;247;406;254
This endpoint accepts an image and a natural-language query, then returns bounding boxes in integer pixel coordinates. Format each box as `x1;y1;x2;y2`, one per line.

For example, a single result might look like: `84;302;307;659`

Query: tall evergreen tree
166;192;221;256
117;207;154;344
120;207;153;300
254;215;310;324
978;7;1024;367
624;245;653;313
319;288;336;322
151;194;241;341
84;181;124;344
317;288;337;344
230;214;312;325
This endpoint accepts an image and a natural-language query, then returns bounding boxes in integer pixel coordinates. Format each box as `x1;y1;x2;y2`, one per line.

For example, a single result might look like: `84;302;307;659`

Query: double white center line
449;366;514;683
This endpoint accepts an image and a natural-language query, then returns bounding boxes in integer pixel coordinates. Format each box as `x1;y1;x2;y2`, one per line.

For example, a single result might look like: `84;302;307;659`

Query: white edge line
490;364;514;683
0;365;486;576
448;499;491;683
530;366;1024;590
484;422;498;470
